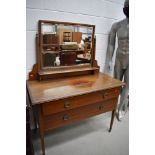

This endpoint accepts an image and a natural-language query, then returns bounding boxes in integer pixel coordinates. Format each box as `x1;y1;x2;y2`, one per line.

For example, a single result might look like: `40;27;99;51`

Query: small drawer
42;91;103;115
44;98;117;131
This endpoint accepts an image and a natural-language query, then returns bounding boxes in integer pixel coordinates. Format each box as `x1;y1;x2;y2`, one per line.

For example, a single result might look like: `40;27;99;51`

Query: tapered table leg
109;109;116;132
38;107;45;155
40;131;45;155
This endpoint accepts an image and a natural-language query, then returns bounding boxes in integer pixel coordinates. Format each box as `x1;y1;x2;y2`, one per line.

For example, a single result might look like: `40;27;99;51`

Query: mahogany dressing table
26;20;124;155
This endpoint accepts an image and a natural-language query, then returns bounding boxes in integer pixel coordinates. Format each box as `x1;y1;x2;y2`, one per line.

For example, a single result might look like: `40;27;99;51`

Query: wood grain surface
27;73;124;105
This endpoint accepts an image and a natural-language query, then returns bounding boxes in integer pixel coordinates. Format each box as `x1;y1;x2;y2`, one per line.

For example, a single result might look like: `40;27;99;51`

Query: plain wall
26;0;125;78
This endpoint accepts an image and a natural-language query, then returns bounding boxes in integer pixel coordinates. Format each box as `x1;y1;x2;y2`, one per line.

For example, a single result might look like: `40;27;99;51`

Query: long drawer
44;98;118;131
42;88;120;115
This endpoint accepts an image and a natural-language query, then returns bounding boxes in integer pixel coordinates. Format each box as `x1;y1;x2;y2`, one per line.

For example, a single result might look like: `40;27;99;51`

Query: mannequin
105;0;129;121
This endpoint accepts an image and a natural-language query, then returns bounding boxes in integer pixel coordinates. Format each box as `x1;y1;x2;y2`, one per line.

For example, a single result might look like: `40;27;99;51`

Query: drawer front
44;98;117;131
42;88;120;115
102;88;120;101
42;92;103;115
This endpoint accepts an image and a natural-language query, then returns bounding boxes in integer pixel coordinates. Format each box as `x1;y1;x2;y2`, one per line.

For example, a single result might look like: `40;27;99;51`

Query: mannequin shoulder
112;19;124;27
111;21;121;31
117;18;128;26
110;19;127;32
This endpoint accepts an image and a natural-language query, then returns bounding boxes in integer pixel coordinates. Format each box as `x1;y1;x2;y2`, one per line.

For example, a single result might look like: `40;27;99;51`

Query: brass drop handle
98;105;103;110
64;101;70;108
98;105;102;110
63;114;70;121
103;92;109;98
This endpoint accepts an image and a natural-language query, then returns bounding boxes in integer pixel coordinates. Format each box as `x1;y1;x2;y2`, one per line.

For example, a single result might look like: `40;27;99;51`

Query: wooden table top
27;73;124;105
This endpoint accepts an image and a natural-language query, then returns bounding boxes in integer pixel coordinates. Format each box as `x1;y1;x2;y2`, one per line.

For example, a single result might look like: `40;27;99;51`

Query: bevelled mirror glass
38;21;95;72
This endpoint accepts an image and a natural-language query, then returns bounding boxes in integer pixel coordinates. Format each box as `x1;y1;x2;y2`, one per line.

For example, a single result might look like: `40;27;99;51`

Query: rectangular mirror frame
36;20;99;80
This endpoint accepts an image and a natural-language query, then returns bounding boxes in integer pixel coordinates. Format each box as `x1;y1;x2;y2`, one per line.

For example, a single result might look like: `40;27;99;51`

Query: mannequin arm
105;23;117;67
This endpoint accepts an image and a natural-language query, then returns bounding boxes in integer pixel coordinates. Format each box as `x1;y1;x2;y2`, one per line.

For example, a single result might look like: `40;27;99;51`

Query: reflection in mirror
40;23;94;69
